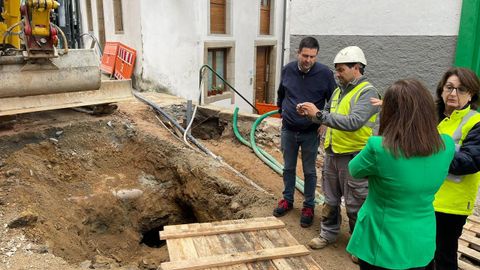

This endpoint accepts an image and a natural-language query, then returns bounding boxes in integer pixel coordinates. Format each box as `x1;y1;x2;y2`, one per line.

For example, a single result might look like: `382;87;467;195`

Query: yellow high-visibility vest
324;81;377;154
435;106;480;215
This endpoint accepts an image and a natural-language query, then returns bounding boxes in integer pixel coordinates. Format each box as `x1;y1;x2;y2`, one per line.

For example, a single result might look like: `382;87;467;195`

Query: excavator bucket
0;49;133;116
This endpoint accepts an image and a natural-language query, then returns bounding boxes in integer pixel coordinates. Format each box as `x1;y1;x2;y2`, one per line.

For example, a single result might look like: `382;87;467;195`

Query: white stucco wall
78;0;143;78
290;0;462;35
140;0;286;112
140;0;202;101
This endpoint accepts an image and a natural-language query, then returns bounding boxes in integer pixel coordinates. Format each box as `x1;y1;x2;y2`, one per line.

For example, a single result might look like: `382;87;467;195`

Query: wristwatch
315;110;323;121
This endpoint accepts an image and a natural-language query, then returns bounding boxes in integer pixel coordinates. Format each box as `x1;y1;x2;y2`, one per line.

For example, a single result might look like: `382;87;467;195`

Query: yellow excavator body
1;0;21;48
0;0;132;117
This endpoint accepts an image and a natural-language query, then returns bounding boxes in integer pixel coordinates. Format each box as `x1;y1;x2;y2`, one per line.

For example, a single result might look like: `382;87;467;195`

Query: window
86;0;93;31
210;0;226;34
207;48;227;96
203;41;235;103
259;0;271;35
113;0;124;33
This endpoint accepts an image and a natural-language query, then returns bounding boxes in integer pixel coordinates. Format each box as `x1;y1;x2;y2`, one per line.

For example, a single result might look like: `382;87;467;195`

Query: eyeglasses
443;84;469;95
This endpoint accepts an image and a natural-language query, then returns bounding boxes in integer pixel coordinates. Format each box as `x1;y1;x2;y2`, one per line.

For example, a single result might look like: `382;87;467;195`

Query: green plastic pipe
233;107;323;204
248;109;323;204
233;108;284;171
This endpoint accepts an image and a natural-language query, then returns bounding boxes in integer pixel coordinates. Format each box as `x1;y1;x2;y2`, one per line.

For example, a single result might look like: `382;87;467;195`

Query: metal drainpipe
280;0;288;69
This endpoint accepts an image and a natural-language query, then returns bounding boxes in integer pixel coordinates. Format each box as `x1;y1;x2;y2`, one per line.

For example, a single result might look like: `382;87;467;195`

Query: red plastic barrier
114;43;136;80
100;42;119;75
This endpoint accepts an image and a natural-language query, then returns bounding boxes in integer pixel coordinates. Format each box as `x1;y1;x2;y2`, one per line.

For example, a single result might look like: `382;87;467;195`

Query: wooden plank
245;230;294;270
458;259;480;270
167;224;199;261
264;228;323;270
468;215;480;224
463;223;480;235
204;235;249;270
193;223;248;270
459;244;480;261
160;245;310;270
461;234;480;247
224;220;278;270
164;217;280;233
160;218;285;240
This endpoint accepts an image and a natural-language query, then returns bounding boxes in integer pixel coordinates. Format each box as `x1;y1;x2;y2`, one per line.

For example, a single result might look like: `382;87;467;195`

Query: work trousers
319;152;368;243
359;259;426;270
425;212;467;270
280;128;319;209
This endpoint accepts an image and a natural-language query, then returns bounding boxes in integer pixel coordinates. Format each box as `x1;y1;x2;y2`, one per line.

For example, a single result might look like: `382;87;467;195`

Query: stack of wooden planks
459;215;480;270
159;216;323;270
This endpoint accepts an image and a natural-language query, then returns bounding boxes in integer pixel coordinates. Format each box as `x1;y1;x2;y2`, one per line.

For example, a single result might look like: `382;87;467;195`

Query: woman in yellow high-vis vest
426;67;480;270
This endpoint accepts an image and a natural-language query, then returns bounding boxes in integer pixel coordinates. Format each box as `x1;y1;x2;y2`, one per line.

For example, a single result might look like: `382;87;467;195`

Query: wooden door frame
254;41;277;104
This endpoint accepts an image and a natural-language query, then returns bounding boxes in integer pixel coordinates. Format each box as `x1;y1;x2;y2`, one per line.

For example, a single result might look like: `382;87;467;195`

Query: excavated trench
0;115;265;269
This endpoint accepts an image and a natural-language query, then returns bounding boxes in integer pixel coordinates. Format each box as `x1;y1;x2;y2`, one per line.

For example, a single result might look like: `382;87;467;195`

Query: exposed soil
0;93;356;270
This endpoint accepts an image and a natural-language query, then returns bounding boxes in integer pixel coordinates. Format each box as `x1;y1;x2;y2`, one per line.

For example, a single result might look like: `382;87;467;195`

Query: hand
296;103;306;116
317;124;327;137
296;102;319;117
370;97;383;107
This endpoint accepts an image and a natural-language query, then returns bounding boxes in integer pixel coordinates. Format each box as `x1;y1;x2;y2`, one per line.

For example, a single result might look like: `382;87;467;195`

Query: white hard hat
333;46;367;66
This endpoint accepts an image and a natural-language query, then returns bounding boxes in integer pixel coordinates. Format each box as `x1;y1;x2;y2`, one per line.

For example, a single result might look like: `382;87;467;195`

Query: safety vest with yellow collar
324;81;378;154
435;106;480;215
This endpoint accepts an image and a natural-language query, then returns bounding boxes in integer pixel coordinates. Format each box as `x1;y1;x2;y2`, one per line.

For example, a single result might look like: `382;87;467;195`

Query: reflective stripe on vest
324;81;378;154
452;110;477;143
446;110;476;182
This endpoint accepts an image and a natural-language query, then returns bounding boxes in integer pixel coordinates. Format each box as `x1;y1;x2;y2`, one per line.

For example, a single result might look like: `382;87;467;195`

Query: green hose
232;108;283;170
233;107;324;204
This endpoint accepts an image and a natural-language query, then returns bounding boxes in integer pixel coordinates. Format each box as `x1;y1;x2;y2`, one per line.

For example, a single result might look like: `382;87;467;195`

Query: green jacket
346;135;455;269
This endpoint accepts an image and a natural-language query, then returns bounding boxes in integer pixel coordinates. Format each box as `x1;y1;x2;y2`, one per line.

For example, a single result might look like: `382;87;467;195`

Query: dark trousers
425;212;467;270
280;128;319;209
359;259;426;270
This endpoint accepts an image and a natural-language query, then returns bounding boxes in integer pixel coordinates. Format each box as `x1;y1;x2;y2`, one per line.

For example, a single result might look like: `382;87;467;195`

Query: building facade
78;0;474;111
288;0;463;94
79;0;288;113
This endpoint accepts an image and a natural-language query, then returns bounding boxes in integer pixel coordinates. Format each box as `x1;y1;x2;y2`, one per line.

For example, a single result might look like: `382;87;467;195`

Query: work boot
273;199;293;217
300;207;314;227
308;236;330;249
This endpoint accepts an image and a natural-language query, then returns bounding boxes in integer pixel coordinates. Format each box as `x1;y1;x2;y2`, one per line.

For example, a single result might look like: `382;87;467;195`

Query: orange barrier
114;43;136;80
100;42;119;75
255;102;280;118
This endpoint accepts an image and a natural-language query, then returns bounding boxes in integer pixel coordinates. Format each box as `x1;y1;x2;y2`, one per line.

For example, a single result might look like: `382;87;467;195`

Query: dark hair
344;62;365;75
379;79;444;158
436;67;480;118
298;36;319;52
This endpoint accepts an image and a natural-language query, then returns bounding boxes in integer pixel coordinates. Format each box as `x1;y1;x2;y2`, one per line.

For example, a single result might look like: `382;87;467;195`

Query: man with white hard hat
297;46;380;255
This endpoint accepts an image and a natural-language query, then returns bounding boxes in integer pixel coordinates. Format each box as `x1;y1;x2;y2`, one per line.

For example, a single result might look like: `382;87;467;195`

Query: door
255;46;270;103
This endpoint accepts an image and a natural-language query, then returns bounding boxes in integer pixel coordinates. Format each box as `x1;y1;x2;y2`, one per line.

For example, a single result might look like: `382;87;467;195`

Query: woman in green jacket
346;79;455;269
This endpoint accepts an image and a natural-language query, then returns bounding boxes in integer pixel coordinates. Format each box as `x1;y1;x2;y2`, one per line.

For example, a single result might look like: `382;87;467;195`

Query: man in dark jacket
273;36;336;227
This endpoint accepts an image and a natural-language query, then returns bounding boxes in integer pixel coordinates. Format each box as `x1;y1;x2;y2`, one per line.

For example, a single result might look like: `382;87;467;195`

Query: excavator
0;0;132;117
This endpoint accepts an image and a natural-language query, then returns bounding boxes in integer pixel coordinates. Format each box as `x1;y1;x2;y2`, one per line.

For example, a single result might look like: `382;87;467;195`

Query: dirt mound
0;111;268;269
